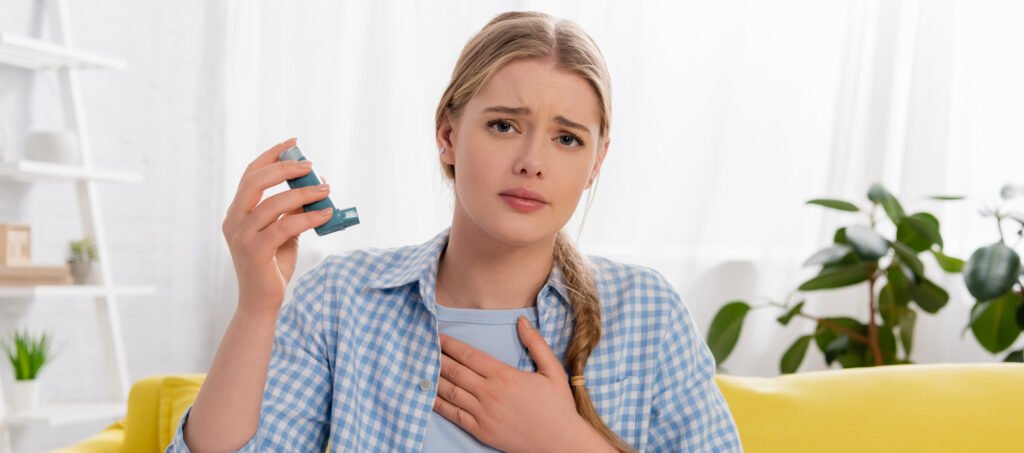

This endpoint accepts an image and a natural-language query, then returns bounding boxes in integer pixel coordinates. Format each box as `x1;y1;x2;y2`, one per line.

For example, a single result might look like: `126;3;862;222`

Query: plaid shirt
166;226;742;452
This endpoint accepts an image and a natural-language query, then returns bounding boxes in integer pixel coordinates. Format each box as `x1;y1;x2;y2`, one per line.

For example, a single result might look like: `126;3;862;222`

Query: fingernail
315;183;329;191
320;207;333;215
299;161;312;168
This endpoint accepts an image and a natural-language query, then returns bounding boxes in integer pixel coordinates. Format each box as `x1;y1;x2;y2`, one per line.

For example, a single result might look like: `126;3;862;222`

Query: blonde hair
435;11;633;452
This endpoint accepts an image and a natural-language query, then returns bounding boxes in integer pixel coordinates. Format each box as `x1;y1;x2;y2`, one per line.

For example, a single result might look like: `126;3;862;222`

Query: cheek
453;144;504;204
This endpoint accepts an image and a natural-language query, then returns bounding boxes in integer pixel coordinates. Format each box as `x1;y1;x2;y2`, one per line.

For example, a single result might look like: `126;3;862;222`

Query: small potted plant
935;183;1024;361
2;328;55;412
67;237;98;284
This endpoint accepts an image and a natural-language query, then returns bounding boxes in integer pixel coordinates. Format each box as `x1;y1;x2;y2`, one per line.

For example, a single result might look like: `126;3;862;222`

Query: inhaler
278;145;360;235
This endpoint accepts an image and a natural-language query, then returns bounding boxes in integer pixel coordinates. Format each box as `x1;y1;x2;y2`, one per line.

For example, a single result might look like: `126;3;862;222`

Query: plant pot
68;260;97;284
11;379;40;412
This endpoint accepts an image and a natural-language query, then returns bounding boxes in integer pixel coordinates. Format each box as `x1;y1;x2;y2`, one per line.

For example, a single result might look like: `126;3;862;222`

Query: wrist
234;303;281;325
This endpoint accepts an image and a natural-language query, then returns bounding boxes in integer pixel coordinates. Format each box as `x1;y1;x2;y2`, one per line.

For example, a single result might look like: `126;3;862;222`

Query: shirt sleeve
165;260;334;452
646;289;743;452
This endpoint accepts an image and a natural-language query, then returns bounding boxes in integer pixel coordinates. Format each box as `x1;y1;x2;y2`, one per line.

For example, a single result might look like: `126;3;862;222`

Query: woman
168;10;741;453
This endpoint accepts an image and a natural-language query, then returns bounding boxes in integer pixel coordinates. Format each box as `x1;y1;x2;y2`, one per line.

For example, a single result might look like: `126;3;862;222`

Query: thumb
517;316;564;379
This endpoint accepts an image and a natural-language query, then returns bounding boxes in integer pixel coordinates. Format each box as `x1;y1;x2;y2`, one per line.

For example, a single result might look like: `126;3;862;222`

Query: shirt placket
518;286;557;372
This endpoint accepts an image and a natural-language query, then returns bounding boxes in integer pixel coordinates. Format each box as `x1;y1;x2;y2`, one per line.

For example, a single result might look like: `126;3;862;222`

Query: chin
483;213;559;246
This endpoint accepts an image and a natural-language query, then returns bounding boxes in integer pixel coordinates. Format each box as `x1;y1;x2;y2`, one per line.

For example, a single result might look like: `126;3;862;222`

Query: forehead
469;58;600;130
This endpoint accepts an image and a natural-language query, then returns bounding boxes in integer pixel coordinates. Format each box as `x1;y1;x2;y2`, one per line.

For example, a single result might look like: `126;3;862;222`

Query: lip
499;186;548;204
500;194;547;213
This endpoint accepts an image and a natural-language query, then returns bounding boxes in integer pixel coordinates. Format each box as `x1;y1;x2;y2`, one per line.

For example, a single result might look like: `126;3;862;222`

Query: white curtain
209;0;1024;376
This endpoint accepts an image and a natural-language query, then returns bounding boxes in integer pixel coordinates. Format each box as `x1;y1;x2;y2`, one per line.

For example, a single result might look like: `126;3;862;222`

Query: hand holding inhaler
221;138;360;315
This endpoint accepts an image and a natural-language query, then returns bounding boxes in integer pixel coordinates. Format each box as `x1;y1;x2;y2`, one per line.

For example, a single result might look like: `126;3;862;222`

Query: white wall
0;1;227;451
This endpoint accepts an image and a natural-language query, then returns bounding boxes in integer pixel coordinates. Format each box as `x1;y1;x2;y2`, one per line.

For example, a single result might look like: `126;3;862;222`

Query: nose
513;134;546;178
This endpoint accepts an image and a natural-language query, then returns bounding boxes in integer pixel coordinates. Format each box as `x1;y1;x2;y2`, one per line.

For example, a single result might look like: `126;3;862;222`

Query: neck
436;206;557;310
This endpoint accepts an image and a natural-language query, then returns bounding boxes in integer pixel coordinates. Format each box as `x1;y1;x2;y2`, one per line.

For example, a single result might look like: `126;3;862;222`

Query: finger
226;138;298;215
244;182;331;233
256;205;333;246
517;316;565;379
439;333;506;378
277;206;306;239
440;352;487;397
435;375;482;415
228;158;314;221
433;392;480;434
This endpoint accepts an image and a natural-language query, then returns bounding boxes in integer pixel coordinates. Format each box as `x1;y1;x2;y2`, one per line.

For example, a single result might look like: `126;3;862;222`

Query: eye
487;119;517;134
487;119;585;148
558;133;584;147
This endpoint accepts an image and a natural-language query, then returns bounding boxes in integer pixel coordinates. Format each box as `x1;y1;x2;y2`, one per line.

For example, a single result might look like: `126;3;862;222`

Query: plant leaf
834;227;848;244
897;213;943;251
845;225;890;261
886;264;912;306
1000;184;1024;200
807;199;860;212
969;292;1023;354
929;195;965;201
814;317;866;366
776;301;806;326
780;335;812;374
867;184;889;203
1005;349;1024;362
890;241;925;278
899;310;917;357
1018;302;1024;329
868;183;905;223
798;263;871;291
879;325;899;364
907;277;949;314
824;335;849;366
803;244;853;267
963;242;1022;301
706;301;751;366
931;249;965;273
878;281;909;327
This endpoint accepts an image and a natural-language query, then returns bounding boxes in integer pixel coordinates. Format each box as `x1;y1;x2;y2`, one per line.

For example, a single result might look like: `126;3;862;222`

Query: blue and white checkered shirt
166;226;742;452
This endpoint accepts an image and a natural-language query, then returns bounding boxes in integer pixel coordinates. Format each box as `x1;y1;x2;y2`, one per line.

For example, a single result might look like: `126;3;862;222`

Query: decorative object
1;328;55;412
23;130;80;164
0;224;31;266
934;183;1024;361
706;183;963;373
66;237;98;284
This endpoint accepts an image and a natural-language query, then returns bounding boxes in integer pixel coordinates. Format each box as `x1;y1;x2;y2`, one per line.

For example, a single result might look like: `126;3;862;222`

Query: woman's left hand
432;316;602;453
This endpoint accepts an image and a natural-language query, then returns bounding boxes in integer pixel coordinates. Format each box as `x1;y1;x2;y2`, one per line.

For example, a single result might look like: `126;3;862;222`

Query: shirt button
419;379;432;392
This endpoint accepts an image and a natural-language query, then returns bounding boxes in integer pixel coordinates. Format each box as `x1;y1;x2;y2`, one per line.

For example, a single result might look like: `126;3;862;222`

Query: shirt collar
365;226;571;312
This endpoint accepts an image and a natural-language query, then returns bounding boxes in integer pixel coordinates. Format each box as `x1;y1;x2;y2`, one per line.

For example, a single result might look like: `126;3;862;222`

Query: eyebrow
481;105;592;135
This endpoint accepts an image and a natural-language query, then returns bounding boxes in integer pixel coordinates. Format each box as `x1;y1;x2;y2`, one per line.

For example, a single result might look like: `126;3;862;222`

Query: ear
585;136;610;190
437;113;457;166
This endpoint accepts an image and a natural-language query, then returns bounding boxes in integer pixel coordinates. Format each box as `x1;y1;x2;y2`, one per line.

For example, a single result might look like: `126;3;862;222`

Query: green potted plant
67;237;98;284
2;328;55;412
940;183;1024;361
706;183;964;373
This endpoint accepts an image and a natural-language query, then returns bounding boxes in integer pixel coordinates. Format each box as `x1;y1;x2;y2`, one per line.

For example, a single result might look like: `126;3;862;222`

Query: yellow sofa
58;363;1024;452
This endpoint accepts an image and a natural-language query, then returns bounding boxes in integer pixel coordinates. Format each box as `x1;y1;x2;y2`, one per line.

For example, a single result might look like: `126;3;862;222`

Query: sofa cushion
157;374;206;450
120;375;166;453
715;363;1024;452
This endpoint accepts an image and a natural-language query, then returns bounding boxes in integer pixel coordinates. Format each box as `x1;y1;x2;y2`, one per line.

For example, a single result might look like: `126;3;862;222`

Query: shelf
0;285;155;299
0;32;125;70
0;159;142;183
3;400;125;427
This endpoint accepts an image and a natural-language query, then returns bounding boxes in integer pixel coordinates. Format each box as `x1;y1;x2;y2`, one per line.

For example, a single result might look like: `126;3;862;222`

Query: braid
553;231;636;453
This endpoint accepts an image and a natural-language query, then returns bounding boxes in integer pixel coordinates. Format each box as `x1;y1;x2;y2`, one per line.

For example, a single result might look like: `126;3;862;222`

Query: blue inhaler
278;145;360;236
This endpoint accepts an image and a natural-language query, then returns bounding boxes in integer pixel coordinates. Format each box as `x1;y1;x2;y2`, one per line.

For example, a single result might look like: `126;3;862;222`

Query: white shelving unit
0;1;152;451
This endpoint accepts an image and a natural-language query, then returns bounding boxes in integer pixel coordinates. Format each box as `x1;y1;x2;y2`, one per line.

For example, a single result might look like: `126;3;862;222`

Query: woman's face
438;58;609;246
